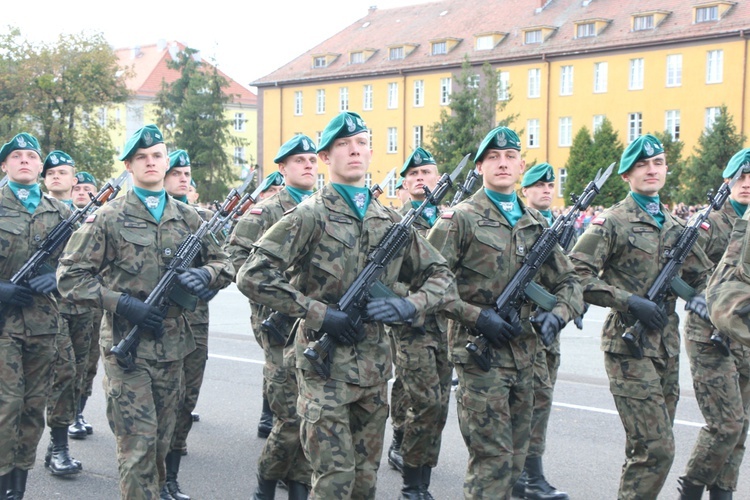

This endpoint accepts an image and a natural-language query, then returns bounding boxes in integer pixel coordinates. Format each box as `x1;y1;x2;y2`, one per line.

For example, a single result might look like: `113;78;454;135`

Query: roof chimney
369;5;377;13
131;46;141;59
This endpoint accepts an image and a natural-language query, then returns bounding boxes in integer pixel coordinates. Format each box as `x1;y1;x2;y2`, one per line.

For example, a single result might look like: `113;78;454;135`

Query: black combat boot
165;451;190;500
286;480;309;500
253;472;277;500
257;395;273;438
524;456;568;500
400;466;424;500
47;427;81;476
388;428;404;473
68;396;88;439
160;484;175;499
8;468;27;500
512;469;528;498
678;477;705;500
421;466;435;500
0;470;11;500
708;485;733;500
45;441;81;470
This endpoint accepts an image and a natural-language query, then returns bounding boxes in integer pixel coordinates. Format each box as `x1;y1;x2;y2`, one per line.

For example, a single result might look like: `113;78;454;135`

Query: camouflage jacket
183;202;212;329
0;185;69;335
236;183;454;386
426;190;583;369
569;194;711;358
57;190;234;362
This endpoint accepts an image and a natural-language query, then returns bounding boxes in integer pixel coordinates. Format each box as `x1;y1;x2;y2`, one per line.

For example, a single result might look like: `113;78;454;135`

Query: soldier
683;149;750;499
0;133;70;500
227;134;318;499
237;111;453;498
57;124;234;500
568;134;712;499
187;179;199;205
426;126;583;498
396;176;410;208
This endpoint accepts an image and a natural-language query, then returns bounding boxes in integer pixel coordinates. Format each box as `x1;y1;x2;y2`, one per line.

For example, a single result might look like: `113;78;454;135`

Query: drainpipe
741;30;747;136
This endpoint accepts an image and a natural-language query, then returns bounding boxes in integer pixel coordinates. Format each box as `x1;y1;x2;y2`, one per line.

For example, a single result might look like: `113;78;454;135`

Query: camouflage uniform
57;190;233;499
569;194;711;499
427;191;583;499
0;184;68;475
226;187;312;486
237;184;453;499
82;308;103;399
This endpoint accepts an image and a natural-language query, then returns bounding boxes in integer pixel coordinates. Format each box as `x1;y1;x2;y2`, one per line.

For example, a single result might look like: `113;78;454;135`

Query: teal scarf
9;181;41;213
411;200;438;227
332;183;371;220
730;199;747;218
286;186;314;204
630;192;665;228
172;194;188;204
134;187;167;223
485;189;523;227
540;209;554;226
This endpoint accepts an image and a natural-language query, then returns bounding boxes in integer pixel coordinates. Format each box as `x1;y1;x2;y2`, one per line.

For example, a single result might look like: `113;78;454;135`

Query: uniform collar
123;189;183;224
473;189;540;229
320;183;390;222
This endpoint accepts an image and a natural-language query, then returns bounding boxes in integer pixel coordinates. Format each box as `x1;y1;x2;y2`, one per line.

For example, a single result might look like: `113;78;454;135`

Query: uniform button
164;248;172;256
34;235;41;241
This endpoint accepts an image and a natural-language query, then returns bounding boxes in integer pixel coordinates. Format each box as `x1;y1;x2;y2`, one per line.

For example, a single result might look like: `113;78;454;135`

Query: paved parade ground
27;284;750;499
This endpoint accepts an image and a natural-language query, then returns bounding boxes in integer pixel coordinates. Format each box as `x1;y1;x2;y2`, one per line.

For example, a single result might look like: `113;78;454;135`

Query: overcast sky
3;0;432;90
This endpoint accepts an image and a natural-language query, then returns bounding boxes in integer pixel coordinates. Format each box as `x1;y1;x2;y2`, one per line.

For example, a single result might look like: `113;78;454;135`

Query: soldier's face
522;181;555;211
259;184;283;200
477;149;525;194
188;185;199;203
318;132;371;186
164;166;191;198
404;165;439;201
72;183;96;208
2;149;43;184
44;165;77;196
397;187;411;205
730;171;750;206
621;153;667;196
125;144;168;190
279;153;318;191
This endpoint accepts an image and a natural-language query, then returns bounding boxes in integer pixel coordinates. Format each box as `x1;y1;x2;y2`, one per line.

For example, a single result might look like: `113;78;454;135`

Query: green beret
475;126;521;161
190;178;197;188
396;177;404;189
43;150;75;175
722;148;750;178
0;133;43;164
168;149;191;172
75;172;97;186
119;124;164;161
274;134;316;164
521;162;555;188
317;112;368;152
259;171;285;192
618;134;664;174
400;147;436;177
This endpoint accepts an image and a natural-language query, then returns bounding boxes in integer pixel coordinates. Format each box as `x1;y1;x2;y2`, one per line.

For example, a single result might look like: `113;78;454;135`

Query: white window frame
413;126;423;148
440;77;452;105
387;127;398;153
558;168;567;197
577;23;596;38
665;110;681;140
432;41;447;55
387;175;397;198
350;52;364;64
364;173;372;188
629;58;644;90
389;47;404;60
313;56;327;68
593;114;605;132
316;89;325;114
628;112;642;143
696;6;718;23
705;107;721;129
98;107;107;127
560;66;574;96
559;117;573;147
413;80;424;107
234;113;245;132
316;174;325;191
706;50;723;84
498;71;510;101
594;62;608;93
476;36;494;50
527;119;540;148
525;30;542;44
666;54;682;87
339;87;349;112
363;85;373;111
634;15;654;31
528;68;541;98
234;146;245;166
294;91;303;116
388;82;399;109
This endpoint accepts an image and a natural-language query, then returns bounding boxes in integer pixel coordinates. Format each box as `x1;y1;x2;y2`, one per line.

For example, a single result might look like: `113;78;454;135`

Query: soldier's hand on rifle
366;298;416;325
177;268;215;301
474;309;517;348
0;280;33;308
321;307;364;346
116;294;164;333
531;311;566;347
685;294;710;323
28;272;58;295
627;295;668;331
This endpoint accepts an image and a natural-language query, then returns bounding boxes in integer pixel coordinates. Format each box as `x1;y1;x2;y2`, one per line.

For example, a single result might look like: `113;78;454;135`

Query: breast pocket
621;232;658;278
309;222;356;299
0;216;23;264
114;229;155;276
461;230;506;280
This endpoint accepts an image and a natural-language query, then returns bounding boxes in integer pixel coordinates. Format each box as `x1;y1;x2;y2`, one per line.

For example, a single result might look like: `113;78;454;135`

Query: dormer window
387;43;418;61
476;36;494;50
525;30;542;44
429;38;461;56
631;10;670;31
522;26;556;45
633;15;654;30
573;19;611;39
474;32;508;51
577;23;596;38
693;2;735;23
432;42;447;55
350;52;364;64
311;53;339;69
313;57;327;68
389;47;404;60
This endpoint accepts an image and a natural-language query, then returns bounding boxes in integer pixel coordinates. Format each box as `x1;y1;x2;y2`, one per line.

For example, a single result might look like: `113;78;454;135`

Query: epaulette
591;216;606;226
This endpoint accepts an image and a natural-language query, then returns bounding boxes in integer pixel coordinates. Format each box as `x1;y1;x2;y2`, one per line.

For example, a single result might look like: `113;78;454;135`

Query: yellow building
252;0;750;206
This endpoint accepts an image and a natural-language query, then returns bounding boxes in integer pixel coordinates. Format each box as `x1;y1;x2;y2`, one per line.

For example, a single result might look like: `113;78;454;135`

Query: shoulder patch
700;221;710;231
249;208;263;215
85;214;97;223
441;211;454;219
591;216;605;226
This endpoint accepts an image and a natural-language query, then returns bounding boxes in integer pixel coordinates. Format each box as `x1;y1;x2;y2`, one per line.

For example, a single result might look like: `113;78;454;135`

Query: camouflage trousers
102;347;183;500
683;338;750;490
0;332;56;474
455;362;533;499
170;324;208;454
388;330;407;433
528;345;560;457
297;372;389;499
47;311;94;427
392;328;452;468
82;308;103;398
605;352;679;500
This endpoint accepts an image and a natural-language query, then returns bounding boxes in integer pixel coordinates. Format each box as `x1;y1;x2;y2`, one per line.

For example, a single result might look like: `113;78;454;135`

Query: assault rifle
450;167;479;207
466;162;615;371
622;169;742;359
0;175;8;189
302;154;471;379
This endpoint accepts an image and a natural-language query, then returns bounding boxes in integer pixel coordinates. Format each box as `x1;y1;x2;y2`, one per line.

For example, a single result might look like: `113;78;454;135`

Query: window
666;55;682;87
665;110;681;140
593;114;605;132
696;6;718;23
468;74;480;89
339;87;349;112
368;129;374;149
234;113;245;132
316;174;325;191
389;47;404;60
706;50;723;84
115;108;121;123
705;107;721;129
577;23;596;38
628;113;642;143
413;80;424;107
594;62;608;93
440;78;452;105
350;52;364;64
525;30;542;44
313;56;327;68
364;173;372;188
387;127;398;153
560;66;574;96
476;35;494;50
388;83;398;109
633;15;654;31
558;168;567;197
432;42;447;55
294;91;303;115
559;117;573;147
527;119;540;148
413;126;423;148
98;107;107;127
498;71;510;101
528;68;541;98
629;58;644;90
363;84;373;111
387;175;397;198
316;89;325;114
316;131;322;145
234;147;245;166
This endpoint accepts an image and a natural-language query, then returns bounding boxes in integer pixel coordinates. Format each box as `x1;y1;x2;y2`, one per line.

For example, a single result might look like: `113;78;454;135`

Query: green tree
680;105;746;205
651;130;684;206
0;28;32;138
562;126;594;205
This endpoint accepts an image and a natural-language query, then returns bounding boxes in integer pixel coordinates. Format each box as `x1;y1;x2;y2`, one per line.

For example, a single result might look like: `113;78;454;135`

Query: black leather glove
0;280;33;308
531;311;567;347
685;294;709;322
627;295;668;331
321;308;364;346
177;268;214;301
28;272;58;295
366;298;416;324
474;308;517;348
573;303;590;330
116;294;164;332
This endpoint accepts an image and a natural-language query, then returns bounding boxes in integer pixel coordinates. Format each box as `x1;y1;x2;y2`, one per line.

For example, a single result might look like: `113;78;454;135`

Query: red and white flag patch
700;221;710;231
441;211;454;219
249;208;263;215
591;216;605;226
85;214;97;223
